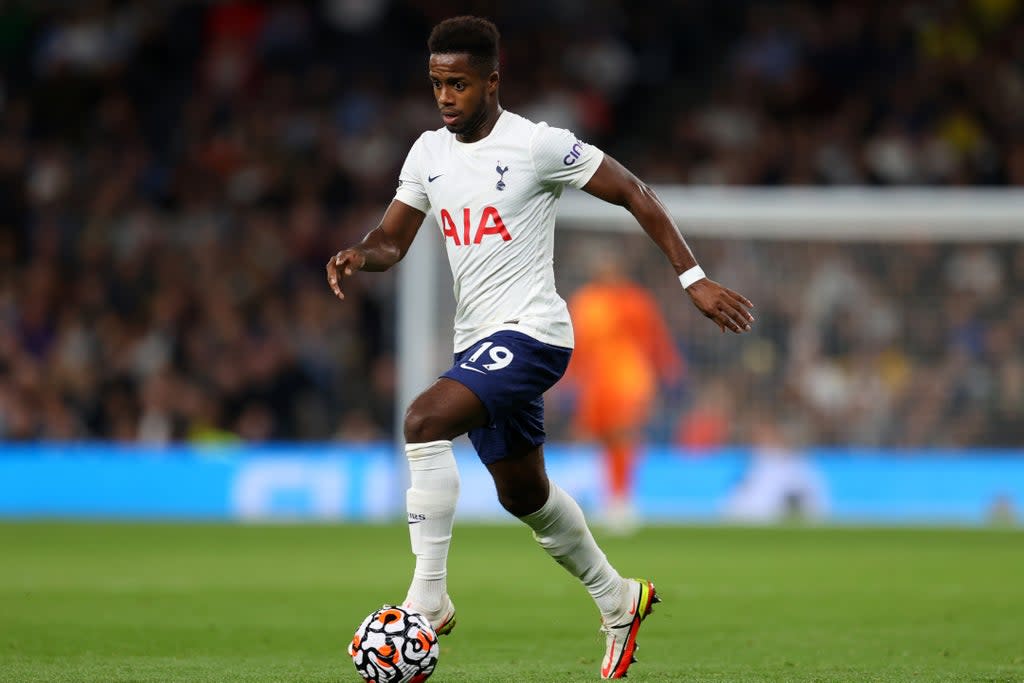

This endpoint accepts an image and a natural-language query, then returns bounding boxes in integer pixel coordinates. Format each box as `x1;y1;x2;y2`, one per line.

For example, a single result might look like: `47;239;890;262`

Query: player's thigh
403;377;489;443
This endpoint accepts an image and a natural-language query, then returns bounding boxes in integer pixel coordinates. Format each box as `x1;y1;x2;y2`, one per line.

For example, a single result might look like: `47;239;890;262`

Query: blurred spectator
0;1;1021;445
675;379;733;452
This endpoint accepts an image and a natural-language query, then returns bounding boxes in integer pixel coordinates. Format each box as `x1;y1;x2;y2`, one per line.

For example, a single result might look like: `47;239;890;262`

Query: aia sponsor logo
439;206;511;246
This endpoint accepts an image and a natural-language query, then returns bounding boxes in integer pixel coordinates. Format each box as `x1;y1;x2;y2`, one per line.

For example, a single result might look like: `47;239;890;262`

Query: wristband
679;265;706;289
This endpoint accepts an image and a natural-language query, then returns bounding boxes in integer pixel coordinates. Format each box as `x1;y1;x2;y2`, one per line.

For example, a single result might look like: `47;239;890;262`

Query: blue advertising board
0;443;1022;524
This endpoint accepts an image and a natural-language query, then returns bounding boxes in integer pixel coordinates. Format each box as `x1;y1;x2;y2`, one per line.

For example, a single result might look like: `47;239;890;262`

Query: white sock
519;482;626;620
404;440;459;616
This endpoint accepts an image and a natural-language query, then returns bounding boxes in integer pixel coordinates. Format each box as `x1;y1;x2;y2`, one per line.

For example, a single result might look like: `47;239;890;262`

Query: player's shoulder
500;110;542;133
500;111;556;144
515;116;588;161
412;127;450;150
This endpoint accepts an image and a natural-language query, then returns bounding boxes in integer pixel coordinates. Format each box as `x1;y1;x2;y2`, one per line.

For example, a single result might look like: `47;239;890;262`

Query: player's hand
326;248;366;300
686;279;755;334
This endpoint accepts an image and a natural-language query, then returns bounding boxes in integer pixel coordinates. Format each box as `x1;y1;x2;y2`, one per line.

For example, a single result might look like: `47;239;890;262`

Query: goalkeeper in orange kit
566;258;683;533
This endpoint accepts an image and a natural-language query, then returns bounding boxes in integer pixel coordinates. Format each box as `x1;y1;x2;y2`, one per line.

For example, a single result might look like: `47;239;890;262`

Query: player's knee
497;490;533;517
403;406;450;443
497;485;548;518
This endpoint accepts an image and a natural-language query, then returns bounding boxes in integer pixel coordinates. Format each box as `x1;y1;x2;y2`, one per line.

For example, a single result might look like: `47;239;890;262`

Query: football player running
327;16;754;679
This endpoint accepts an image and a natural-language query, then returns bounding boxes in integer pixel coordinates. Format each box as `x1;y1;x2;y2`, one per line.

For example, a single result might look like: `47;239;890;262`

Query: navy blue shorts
442;330;572;464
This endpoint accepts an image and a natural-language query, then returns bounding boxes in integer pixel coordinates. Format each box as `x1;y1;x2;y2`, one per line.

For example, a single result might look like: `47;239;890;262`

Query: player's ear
487;70;499;94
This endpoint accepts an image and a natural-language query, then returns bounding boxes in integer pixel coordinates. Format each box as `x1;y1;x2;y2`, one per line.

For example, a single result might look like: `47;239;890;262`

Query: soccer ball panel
350;605;439;683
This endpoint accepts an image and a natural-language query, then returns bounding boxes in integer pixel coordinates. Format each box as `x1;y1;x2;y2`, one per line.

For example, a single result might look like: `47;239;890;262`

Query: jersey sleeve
393;135;430;213
530;123;605;189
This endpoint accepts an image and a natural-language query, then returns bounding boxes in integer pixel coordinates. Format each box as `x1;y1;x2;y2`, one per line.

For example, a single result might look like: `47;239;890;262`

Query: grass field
1;523;1022;682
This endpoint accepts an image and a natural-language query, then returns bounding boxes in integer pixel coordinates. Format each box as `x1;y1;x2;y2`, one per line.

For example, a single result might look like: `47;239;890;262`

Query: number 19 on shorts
459;341;514;373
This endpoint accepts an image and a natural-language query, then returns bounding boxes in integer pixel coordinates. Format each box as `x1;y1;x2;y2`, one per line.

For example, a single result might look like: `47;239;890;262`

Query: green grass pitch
1;523;1022;682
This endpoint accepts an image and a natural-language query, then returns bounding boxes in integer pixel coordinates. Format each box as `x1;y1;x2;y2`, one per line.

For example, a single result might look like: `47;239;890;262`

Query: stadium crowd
0;0;1021;445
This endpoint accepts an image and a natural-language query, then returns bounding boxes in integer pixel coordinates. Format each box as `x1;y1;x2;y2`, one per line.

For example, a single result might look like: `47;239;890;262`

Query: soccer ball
348;605;439;683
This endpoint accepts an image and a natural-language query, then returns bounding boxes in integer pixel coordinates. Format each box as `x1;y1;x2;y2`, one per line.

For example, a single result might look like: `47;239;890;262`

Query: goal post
557;187;1024;240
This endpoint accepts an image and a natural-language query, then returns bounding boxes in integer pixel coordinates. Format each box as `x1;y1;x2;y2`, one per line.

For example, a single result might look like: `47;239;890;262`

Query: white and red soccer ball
349;605;439;683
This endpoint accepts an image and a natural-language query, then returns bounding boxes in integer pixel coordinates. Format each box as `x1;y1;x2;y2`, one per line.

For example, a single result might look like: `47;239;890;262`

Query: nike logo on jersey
459;363;487;374
428;174;443;182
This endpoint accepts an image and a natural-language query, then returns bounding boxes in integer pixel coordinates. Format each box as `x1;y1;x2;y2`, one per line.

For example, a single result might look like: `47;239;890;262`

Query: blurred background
1;0;1022;525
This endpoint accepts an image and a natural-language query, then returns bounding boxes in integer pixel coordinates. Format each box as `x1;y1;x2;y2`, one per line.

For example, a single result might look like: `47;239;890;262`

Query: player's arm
326;199;425;300
581;156;755;334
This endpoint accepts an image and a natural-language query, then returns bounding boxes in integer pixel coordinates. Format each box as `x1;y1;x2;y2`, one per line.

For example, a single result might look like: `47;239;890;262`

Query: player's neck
456;105;503;144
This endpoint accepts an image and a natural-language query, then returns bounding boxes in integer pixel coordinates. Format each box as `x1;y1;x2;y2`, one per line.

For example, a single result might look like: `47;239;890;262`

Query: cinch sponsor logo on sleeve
563;140;585;165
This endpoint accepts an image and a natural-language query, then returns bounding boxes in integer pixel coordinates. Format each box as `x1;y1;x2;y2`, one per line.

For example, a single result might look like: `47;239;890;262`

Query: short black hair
427;16;500;74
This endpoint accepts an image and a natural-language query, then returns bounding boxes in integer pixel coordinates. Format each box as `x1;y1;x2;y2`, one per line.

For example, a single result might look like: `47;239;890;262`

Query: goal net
398;188;1024;449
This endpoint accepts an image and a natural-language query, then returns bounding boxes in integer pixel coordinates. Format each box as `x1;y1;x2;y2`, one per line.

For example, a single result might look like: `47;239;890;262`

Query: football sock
404;440;460;616
519;482;626;620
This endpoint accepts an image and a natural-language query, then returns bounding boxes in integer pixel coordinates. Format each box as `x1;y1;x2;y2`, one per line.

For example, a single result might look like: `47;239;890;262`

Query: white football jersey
394;110;604;352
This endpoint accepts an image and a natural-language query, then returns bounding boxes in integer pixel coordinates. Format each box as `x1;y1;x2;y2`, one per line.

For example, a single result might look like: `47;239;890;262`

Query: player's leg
438;328;663;674
404;377;489;443
486;446;659;679
401;378;488;633
458;331;629;619
486;445;627;616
